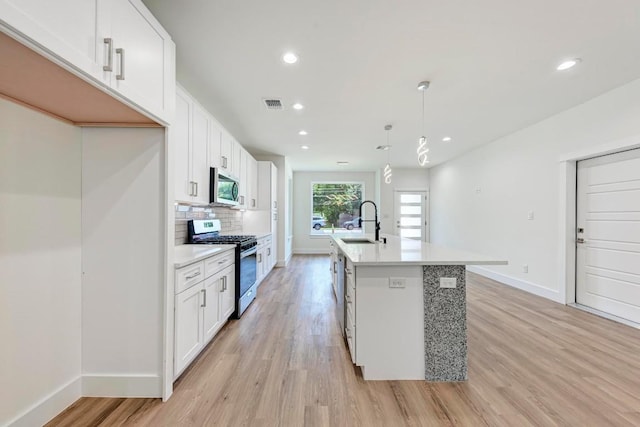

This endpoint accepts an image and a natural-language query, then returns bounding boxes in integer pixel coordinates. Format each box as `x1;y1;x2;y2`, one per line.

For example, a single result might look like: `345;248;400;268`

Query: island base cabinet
351;266;425;380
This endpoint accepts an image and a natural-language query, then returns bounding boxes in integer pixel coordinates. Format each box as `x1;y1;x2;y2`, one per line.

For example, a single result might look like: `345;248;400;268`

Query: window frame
309;180;365;237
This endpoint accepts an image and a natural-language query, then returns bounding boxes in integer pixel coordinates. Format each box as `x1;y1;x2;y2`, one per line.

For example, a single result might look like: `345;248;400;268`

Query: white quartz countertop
174;244;236;268
332;234;507;266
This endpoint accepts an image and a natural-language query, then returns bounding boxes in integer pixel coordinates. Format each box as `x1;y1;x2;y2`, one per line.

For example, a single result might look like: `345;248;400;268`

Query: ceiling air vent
263;98;283;110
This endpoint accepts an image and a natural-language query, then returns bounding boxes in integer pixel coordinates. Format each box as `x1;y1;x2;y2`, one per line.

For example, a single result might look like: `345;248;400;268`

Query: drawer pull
185;271;201;280
201;289;206;307
218;259;228;265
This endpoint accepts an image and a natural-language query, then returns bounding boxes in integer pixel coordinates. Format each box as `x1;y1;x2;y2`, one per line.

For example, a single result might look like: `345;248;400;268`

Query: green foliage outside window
312;183;363;228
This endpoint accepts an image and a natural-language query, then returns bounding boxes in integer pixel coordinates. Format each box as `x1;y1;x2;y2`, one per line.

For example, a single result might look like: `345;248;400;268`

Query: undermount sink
341;238;375;244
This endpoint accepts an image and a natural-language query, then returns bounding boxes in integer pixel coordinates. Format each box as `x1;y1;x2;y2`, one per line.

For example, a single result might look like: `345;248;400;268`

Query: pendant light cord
421;89;425;136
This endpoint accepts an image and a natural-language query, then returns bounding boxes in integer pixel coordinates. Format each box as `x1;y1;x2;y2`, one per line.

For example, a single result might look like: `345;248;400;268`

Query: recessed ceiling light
292;103;304;110
298;130;308;136
337;161;349;166
282;52;298;64
442;136;452;142
556;58;581;71
301;145;309;150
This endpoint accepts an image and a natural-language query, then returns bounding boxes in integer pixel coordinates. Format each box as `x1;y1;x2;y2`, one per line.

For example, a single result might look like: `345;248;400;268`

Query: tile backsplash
175;204;243;245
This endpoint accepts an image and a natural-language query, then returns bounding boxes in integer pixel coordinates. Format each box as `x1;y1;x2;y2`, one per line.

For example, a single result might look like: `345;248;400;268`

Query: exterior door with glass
394;191;429;241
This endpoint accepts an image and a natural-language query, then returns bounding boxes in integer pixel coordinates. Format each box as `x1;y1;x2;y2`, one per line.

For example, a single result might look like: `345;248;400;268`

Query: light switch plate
389;277;406;288
439;277;457;288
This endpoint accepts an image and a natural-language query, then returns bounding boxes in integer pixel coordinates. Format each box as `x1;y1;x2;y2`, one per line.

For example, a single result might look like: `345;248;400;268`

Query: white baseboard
293;248;329;255
277;251;293;267
569;303;640;329
7;376;81;427
82;374;162;398
466;266;563;303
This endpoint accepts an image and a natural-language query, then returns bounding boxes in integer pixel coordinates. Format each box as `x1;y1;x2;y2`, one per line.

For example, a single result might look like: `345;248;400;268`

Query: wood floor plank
46;256;640;427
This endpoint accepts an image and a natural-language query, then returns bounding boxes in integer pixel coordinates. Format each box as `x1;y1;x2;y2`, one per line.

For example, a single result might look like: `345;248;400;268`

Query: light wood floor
48;255;640;426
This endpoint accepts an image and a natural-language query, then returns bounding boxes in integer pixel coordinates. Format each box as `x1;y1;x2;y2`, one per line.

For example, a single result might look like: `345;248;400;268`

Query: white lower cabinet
174;282;204;375
174;250;235;379
256;235;273;286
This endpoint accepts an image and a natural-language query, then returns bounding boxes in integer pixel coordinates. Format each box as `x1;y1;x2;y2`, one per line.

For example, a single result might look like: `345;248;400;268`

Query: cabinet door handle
252;199;256;207
116;47;125;80
201;289;206;307
267;248;271;256
258;254;262;263
333;262;336;274
103;38;113;71
194;181;198;197
186;271;200;280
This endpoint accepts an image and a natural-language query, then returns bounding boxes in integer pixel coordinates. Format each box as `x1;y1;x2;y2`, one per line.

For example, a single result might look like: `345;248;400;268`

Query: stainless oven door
239;246;257;296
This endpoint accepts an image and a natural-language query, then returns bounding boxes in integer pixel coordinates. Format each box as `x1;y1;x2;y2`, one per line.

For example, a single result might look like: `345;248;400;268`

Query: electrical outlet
523;264;528;273
439;277;457;288
389;278;406;288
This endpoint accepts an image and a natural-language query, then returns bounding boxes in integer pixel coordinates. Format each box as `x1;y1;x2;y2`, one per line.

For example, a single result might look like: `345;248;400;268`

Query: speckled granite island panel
423;265;467;381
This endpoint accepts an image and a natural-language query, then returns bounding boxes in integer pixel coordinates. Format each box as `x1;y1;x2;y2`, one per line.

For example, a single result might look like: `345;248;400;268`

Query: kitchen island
330;234;506;381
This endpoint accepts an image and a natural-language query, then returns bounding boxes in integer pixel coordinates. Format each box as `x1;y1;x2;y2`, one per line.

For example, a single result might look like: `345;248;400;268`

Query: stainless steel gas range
187;219;257;317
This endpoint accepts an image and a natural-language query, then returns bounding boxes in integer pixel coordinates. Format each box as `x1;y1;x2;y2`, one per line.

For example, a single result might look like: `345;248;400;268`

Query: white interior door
576;148;640;324
394;191;429;241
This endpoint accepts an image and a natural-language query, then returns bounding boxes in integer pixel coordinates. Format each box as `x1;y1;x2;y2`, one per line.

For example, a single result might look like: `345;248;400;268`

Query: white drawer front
204;251;234;278
175;261;205;294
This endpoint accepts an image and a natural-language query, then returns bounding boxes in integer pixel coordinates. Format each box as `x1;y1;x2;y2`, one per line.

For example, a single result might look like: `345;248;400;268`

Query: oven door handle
241;246;257;258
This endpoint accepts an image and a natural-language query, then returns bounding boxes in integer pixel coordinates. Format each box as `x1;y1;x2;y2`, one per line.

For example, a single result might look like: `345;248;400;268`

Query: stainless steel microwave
210;168;239;206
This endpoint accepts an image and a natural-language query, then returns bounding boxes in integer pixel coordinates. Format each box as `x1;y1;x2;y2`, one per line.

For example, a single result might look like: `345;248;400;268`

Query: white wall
293;171;377;254
379;168;430;235
0;99;82;426
81;128;165;397
430;77;640;302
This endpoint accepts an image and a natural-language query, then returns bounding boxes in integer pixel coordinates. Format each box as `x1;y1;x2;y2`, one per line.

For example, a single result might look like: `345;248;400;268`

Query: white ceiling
143;0;640;171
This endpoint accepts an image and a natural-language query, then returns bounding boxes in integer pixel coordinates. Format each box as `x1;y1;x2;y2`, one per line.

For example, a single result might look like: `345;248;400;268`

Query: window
310;182;364;235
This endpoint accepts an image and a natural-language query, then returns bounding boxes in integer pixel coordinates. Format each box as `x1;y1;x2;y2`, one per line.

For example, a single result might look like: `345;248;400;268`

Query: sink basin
341;238;375;244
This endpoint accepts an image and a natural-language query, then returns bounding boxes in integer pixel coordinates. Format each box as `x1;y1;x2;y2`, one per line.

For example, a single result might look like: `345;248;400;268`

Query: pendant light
383;124;393;184
417;80;430;166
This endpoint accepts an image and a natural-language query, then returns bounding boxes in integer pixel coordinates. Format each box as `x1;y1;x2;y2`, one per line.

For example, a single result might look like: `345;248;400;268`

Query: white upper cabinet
220;131;233;175
104;0;173;122
0;0;106;78
232;139;242;178
0;0;175;124
258;161;278;211
235;148;248;209
174;89;192;202
247;155;258;210
174;86;210;204
190;102;209;204
208;120;222;170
